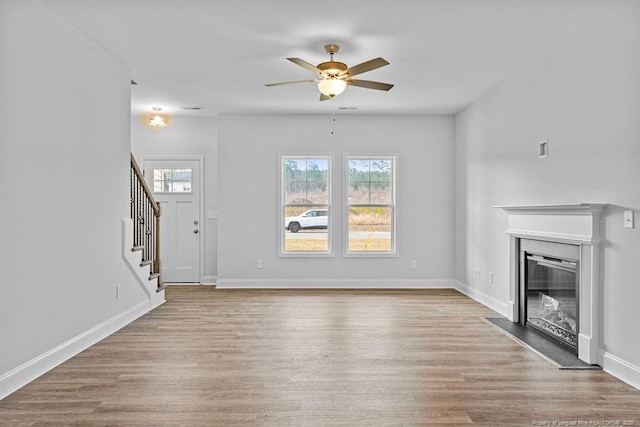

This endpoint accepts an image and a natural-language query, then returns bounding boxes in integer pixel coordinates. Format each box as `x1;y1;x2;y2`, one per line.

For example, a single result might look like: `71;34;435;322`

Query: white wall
217;114;455;286
0;0;146;394
455;3;640;382
131;117;218;282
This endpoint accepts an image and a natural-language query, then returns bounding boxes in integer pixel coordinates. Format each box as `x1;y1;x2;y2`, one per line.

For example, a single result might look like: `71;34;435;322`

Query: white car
285;209;328;233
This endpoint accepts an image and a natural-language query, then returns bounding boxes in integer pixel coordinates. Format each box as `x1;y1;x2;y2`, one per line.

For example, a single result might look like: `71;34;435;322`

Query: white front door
143;159;201;283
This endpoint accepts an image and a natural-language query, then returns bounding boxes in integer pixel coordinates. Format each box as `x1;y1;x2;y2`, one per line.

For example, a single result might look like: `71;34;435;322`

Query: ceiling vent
339;106;358;110
182;106;205;111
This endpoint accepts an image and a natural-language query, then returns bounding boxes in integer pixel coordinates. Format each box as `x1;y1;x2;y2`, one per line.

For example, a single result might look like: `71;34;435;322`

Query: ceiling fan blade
319;93;332;101
348;79;394;91
345;57;389;77
287;58;324;76
265;79;316;87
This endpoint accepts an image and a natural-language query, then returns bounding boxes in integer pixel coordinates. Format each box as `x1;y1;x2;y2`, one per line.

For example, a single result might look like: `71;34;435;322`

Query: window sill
279;252;335;258
342;252;398;258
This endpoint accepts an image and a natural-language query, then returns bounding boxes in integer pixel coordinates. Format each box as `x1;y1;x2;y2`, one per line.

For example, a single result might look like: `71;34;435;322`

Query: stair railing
130;154;163;289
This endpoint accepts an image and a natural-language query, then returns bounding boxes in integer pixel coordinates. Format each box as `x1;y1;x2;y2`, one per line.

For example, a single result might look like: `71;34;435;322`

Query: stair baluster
130;154;163;290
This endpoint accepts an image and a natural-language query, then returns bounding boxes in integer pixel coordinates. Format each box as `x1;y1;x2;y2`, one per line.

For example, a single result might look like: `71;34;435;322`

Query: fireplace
496;203;606;365
520;239;579;353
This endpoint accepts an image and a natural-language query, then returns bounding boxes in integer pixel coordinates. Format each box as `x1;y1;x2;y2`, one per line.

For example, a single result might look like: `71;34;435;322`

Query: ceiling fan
265;44;394;101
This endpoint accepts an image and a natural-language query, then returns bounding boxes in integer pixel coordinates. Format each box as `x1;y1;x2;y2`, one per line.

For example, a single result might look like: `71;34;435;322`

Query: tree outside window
346;156;395;254
281;157;331;254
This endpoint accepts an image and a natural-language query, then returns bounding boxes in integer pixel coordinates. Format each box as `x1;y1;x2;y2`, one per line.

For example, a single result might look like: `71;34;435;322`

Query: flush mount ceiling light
147;107;169;128
265;44;394;101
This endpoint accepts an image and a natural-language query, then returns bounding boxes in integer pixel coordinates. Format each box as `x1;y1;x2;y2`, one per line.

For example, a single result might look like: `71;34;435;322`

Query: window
345;156;396;255
153;168;192;193
280;156;331;255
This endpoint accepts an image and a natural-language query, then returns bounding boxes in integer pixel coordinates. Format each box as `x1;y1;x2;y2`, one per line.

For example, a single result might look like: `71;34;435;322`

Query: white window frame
278;154;334;257
343;154;398;257
151;168;194;194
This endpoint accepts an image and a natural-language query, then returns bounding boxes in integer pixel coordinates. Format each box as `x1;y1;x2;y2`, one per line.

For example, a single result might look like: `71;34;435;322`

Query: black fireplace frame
518;238;581;354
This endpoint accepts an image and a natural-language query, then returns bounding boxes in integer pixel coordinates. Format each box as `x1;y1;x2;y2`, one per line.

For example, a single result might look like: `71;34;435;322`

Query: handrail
130;154;162;289
130;154;160;212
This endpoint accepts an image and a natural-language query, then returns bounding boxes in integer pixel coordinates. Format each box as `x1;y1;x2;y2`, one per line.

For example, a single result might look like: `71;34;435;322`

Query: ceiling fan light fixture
318;79;347;97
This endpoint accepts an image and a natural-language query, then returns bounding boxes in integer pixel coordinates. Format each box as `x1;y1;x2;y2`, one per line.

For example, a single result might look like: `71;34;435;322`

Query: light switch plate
624;210;634;229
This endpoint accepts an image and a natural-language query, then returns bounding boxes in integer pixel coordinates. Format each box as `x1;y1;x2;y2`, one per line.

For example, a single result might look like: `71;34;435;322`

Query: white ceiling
43;0;608;117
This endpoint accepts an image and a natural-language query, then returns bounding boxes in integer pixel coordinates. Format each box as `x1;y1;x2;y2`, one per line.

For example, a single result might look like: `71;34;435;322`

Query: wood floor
1;287;639;426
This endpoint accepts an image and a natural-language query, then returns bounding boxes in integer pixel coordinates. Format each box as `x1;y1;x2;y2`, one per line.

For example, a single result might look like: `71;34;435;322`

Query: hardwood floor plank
1;287;639;426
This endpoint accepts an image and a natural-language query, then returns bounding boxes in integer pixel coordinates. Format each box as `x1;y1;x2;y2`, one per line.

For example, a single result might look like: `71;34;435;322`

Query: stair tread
149;273;161;280
140;259;153;267
156;283;167;292
131;246;144;252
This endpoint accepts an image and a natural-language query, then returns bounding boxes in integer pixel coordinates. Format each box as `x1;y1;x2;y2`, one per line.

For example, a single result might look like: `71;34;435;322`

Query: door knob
193;229;199;234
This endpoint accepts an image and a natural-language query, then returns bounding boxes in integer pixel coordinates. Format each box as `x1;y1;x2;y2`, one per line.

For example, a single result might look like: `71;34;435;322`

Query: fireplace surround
496;203;606;365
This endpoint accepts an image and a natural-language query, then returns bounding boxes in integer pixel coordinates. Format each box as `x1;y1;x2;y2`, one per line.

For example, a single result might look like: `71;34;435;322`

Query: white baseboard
164;282;216;286
149;292;166;310
599;350;640;391
4;280;636;405
0;301;150;400
453;280;509;316
216;278;458;289
202;276;217;284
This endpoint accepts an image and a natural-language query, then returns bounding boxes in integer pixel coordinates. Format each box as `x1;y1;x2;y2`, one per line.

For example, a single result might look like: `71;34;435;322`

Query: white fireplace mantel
495;203;607;365
495;203;607;244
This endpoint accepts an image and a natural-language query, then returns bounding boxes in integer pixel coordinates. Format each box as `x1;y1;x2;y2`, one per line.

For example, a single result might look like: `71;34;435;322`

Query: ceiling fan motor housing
317;61;348;77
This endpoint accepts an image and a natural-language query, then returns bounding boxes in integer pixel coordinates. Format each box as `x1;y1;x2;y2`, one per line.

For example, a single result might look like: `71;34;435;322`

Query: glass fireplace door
525;253;578;351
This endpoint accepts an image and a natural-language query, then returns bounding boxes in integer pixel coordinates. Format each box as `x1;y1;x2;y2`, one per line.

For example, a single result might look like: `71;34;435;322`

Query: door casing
141;155;205;283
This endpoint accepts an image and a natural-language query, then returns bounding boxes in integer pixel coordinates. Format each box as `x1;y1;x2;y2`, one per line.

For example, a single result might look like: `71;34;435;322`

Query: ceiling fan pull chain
330;98;336;136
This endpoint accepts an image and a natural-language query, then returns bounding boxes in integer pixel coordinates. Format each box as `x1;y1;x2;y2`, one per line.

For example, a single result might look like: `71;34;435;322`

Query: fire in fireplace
519;239;580;353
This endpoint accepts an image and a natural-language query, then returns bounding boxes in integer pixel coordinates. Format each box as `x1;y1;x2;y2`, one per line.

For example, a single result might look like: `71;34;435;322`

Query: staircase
124;154;165;308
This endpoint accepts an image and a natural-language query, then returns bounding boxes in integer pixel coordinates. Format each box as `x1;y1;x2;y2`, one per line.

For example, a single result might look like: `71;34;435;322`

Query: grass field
285;238;391;251
348;238;392;251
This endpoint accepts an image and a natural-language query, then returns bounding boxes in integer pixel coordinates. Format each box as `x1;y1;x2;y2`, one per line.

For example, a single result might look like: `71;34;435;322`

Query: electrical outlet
410;260;417;269
489;272;494;284
256;259;263;269
474;268;481;280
